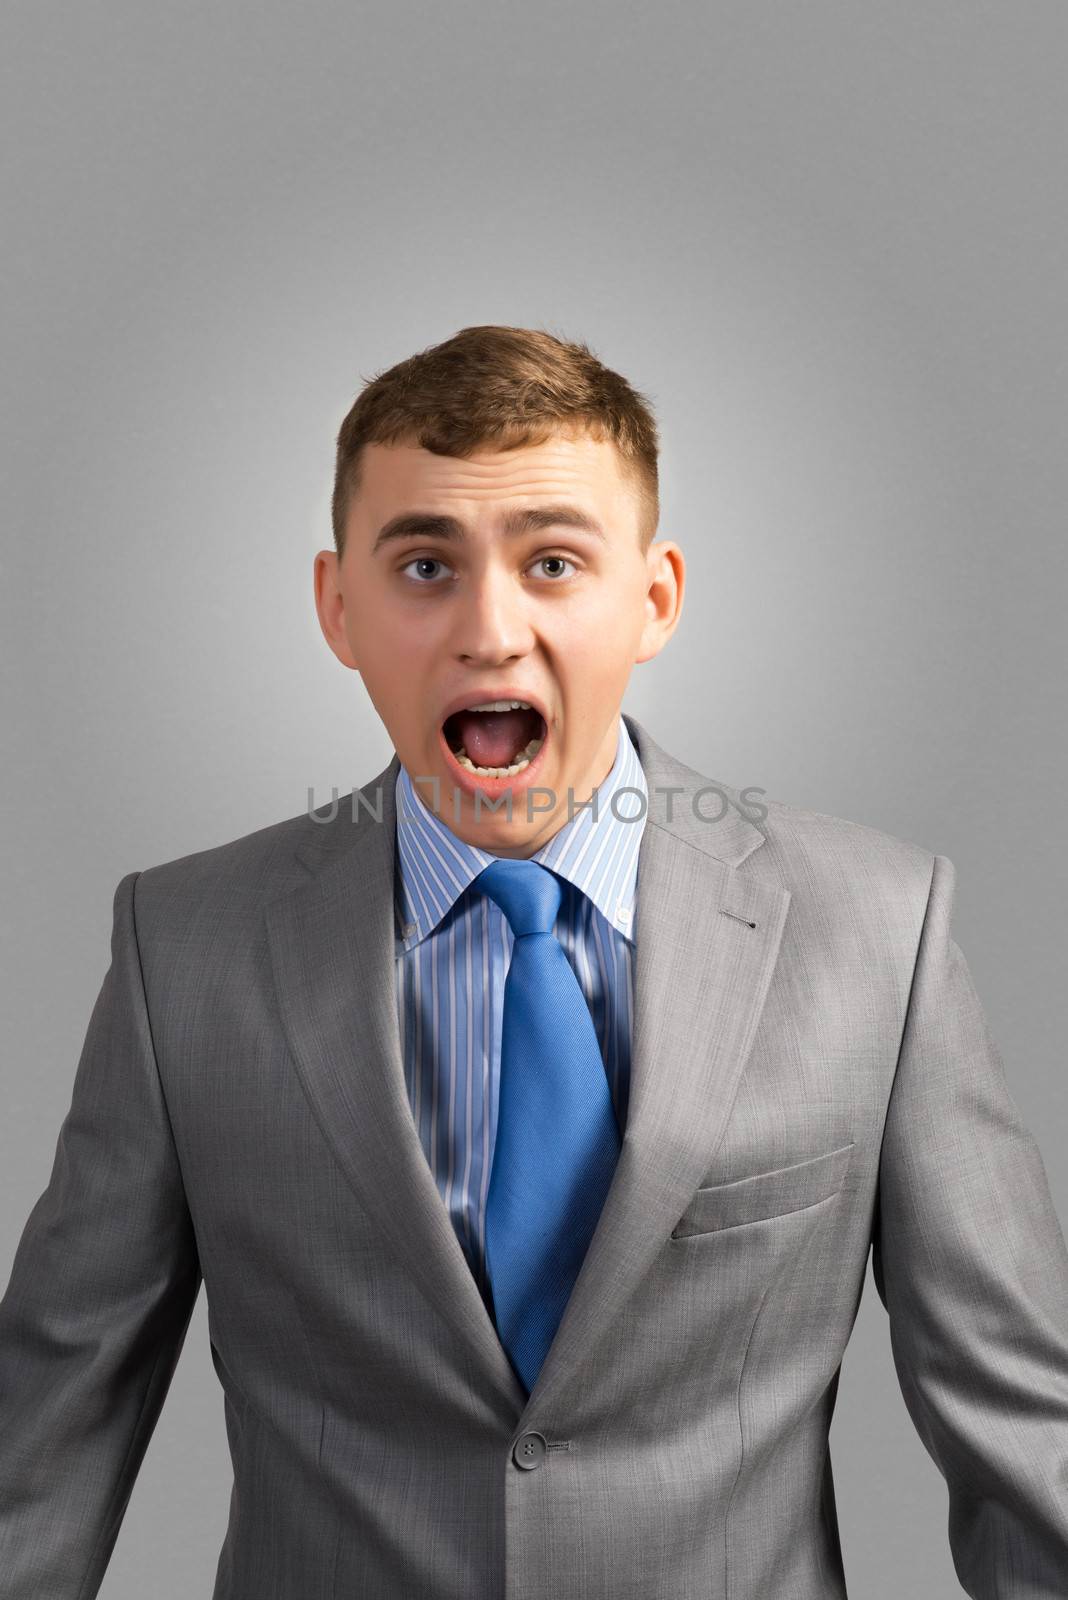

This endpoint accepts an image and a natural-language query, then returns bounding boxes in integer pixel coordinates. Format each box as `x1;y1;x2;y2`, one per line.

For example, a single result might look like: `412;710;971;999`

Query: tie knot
473;858;562;938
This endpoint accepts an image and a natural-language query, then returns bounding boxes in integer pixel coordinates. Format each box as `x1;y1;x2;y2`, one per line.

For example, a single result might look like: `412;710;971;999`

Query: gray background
1;2;1065;1594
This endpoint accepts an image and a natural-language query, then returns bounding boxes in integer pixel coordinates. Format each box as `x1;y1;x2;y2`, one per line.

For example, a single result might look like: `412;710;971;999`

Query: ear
635;540;685;665
313;549;360;671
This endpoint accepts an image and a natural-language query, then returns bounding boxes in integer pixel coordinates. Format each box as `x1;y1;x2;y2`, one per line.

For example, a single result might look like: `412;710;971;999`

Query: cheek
353;595;435;672
354;624;439;738
554;592;642;673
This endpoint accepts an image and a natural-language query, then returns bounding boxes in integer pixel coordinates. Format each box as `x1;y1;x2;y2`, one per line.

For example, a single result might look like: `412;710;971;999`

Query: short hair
331;324;660;558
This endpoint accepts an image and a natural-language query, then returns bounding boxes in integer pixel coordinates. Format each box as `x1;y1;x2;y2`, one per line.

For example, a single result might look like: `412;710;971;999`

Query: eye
401;556;452;584
531;554;577;579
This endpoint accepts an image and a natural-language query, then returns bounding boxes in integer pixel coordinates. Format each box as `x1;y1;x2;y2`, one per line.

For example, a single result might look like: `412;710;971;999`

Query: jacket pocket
671;1140;855;1239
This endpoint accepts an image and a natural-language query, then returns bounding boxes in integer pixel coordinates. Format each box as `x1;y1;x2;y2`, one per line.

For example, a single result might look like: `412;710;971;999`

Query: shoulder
758;788;936;881
627;716;939;913
748;788;941;947
125;795;343;943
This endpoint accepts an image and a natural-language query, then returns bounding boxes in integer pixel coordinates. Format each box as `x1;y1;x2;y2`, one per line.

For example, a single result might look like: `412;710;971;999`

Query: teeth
454;737;543;777
462;698;534;713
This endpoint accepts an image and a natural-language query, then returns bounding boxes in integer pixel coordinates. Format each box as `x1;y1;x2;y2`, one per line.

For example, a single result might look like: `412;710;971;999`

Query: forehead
355;431;634;517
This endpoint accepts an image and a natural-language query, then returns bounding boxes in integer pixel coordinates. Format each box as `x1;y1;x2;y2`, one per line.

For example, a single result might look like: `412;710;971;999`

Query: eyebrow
371;503;606;554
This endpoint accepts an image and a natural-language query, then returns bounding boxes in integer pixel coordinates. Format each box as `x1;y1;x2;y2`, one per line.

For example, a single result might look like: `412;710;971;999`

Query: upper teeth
463;699;534;712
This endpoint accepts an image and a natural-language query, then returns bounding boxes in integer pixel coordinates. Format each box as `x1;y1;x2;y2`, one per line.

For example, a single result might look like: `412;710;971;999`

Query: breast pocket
671;1140;855;1239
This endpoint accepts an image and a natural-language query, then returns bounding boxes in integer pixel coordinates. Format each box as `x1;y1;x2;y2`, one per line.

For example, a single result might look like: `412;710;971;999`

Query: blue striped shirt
392;713;647;1301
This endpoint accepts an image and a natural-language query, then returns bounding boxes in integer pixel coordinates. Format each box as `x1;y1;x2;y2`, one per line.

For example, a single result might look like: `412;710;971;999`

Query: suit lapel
521;716;792;1413
265;716;792;1420
264;760;523;1402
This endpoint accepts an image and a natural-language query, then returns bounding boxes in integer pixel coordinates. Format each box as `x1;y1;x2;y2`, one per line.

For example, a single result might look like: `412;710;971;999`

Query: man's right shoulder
128;775;393;936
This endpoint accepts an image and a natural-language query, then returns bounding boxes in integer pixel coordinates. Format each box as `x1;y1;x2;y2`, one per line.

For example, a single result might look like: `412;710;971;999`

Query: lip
436;688;553;803
437;687;550;729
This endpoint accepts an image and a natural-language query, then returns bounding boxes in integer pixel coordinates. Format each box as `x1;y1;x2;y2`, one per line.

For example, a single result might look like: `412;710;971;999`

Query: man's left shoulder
751;788;939;932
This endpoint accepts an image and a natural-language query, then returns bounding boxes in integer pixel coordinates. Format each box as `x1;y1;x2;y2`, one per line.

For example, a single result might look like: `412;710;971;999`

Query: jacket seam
871;850;939;1234
73;870;197;1597
128;870;189;1182
872;851;994;1511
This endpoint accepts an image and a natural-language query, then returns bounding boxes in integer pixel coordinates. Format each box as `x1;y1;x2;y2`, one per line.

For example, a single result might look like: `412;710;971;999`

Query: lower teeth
454;737;543;777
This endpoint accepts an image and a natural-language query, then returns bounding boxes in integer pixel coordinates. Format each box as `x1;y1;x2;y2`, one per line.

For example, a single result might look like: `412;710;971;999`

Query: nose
452;562;534;666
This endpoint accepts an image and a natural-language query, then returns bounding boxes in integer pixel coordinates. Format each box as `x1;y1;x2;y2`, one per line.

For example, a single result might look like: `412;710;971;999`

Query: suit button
512;1431;547;1470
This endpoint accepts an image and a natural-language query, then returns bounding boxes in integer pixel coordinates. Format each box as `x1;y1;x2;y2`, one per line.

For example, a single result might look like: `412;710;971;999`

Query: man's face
315;429;684;857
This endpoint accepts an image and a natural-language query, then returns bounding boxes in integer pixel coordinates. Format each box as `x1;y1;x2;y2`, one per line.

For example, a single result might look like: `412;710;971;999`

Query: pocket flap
672;1140;856;1239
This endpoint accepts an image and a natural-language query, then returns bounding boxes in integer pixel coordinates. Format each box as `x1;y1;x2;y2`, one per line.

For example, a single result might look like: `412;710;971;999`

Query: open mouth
441;699;547;779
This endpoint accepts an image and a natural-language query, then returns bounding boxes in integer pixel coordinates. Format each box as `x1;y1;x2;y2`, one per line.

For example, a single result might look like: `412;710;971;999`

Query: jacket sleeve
872;852;1068;1595
0;870;202;1598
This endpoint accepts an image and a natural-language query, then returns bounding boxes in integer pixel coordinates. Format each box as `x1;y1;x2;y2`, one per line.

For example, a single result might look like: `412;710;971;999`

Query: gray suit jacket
2;713;1068;1599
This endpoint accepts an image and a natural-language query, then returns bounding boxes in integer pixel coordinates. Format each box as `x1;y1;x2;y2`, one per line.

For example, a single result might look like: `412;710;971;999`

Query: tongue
454;708;534;768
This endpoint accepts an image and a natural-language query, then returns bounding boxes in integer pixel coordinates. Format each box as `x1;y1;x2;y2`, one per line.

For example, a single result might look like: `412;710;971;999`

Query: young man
1;325;1066;1598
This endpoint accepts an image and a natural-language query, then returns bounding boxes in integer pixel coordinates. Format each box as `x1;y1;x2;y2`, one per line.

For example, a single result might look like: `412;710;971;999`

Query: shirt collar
393;712;647;952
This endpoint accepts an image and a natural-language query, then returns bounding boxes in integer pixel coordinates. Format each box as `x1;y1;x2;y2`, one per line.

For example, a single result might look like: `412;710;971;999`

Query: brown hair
331;324;660;558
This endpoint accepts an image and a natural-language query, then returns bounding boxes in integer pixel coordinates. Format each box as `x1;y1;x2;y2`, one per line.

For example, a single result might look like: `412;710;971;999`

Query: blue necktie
474;857;623;1397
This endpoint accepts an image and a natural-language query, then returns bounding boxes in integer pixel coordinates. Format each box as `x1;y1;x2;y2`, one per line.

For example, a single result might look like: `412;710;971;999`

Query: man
1;324;1067;1598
